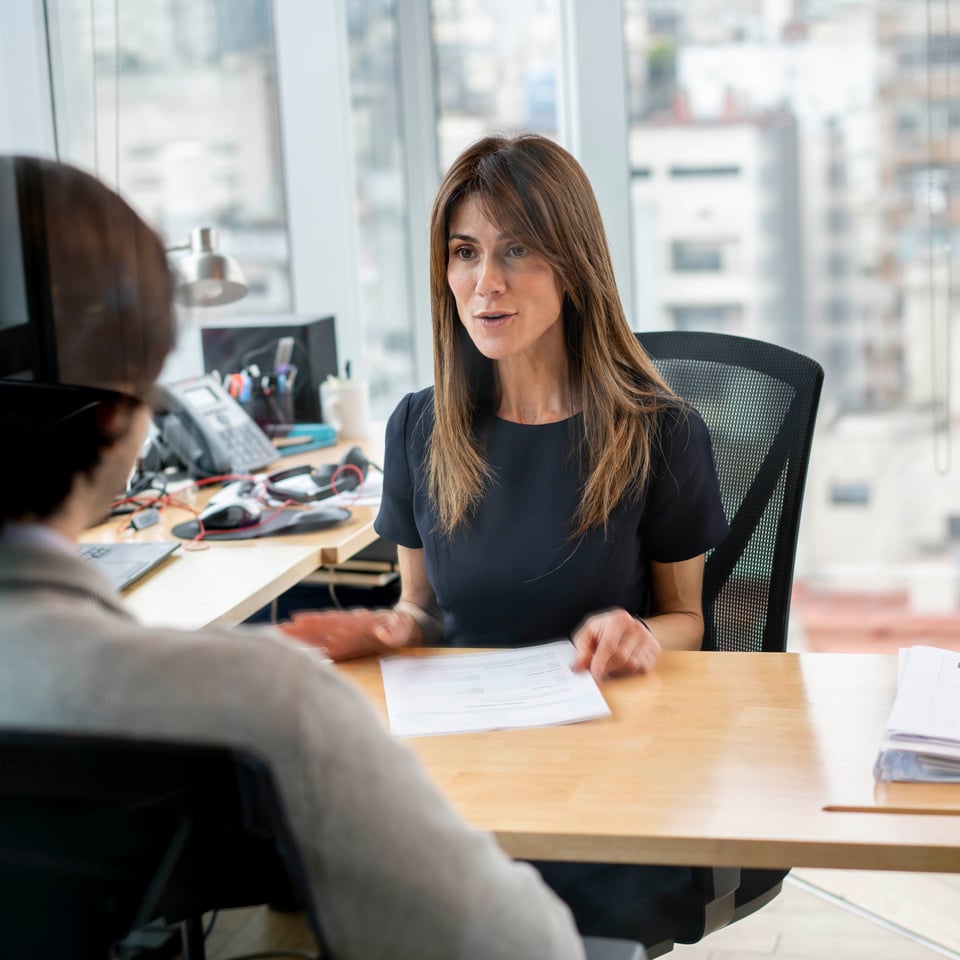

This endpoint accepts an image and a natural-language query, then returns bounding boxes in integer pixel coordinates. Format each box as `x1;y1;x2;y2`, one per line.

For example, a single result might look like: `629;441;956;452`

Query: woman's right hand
279;608;415;660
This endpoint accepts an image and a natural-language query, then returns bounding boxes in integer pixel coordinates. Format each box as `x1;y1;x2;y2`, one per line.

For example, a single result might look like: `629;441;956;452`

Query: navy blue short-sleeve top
374;387;729;648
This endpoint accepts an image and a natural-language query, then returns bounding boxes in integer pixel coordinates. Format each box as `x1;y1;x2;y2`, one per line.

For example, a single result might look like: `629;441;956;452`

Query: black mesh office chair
0;730;327;960
631;330;824;956
0;729;643;960
638;330;823;655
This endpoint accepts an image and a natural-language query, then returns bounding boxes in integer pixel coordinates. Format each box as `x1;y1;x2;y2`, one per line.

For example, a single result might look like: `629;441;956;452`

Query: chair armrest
677;866;739;942
732;869;788;922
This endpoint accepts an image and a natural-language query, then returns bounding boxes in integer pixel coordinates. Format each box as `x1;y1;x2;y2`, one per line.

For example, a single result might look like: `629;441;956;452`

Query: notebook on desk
77;541;180;591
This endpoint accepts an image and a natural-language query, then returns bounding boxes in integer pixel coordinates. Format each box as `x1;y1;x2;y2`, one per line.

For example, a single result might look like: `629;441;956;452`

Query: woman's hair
0;155;175;526
426;133;674;537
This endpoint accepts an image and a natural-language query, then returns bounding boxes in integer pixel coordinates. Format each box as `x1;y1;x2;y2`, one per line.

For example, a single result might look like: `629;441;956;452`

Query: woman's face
446;196;564;364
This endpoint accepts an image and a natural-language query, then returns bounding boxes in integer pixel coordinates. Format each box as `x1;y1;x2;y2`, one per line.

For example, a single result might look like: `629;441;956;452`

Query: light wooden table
79;431;384;629
336;649;960;873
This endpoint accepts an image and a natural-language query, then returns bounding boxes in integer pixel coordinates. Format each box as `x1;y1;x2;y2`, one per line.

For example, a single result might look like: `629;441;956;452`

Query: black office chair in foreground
627;330;824;957
0;730;327;960
0;728;643;960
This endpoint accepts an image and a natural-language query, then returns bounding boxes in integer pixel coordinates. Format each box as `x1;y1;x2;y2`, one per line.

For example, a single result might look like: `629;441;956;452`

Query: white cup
320;379;370;439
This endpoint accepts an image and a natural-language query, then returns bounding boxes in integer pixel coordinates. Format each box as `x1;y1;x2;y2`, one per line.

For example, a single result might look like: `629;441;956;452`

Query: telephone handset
150;374;279;478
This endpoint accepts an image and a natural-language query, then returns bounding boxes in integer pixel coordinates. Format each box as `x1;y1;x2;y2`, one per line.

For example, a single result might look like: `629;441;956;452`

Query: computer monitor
200;314;339;423
0;157;58;381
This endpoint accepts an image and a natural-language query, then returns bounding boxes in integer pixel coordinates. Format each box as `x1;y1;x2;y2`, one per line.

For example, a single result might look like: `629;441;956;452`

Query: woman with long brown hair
284;133;728;680
282;132;730;942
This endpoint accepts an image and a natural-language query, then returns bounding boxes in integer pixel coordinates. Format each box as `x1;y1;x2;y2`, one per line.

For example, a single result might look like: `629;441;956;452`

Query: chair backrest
0;730;326;959
636;331;823;653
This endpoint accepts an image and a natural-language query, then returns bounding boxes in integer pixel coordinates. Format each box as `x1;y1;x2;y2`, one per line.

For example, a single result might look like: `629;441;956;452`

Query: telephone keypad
219;424;278;473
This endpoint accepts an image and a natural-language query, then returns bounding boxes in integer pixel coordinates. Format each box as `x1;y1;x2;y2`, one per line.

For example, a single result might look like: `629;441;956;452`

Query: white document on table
379;639;611;737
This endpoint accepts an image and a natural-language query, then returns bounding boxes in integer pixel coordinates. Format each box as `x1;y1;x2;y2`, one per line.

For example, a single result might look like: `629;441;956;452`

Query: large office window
345;0;416;415
340;0;565;414
45;0;291;317
624;0;960;644
430;0;562;169
10;0;960;649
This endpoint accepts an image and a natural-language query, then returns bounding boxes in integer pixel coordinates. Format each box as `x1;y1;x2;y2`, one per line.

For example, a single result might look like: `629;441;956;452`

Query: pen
274;336;294;371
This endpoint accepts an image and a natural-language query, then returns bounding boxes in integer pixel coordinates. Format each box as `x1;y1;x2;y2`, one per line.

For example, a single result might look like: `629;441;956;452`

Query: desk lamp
167;226;248;307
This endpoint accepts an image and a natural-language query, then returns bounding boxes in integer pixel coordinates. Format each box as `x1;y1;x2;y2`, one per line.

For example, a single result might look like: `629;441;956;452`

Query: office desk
79;431;383;629
337;649;960;873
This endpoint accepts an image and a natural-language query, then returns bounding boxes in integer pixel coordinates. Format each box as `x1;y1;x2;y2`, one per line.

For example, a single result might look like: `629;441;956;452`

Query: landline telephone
145;374;280;478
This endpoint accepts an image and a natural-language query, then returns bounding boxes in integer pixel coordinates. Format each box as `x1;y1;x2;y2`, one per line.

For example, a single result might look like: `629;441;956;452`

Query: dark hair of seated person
0;155;176;529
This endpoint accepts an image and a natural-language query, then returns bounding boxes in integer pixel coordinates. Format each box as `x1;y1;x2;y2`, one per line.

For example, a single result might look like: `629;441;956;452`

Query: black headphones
264;446;369;503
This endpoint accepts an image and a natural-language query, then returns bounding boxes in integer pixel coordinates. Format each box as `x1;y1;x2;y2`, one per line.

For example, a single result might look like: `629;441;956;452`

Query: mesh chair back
637;331;823;652
0;731;326;959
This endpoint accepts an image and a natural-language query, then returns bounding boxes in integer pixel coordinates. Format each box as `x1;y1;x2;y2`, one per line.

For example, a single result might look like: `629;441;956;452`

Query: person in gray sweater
0;154;584;960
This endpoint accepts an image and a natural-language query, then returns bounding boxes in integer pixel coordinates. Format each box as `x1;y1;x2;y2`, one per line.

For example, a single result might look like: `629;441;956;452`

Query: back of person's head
0;155;175;527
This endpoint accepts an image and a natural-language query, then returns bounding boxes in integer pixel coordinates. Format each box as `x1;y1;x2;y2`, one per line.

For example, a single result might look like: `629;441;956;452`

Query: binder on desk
874;645;960;782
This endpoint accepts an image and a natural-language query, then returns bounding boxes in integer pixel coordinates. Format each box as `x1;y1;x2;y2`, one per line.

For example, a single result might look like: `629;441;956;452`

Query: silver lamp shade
173;226;248;307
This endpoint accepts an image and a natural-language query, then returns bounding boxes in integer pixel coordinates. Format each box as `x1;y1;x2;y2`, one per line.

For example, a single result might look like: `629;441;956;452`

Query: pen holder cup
242;381;294;431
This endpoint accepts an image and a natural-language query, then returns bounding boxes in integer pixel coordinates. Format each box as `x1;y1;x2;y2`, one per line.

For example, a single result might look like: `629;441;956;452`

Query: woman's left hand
571;607;661;680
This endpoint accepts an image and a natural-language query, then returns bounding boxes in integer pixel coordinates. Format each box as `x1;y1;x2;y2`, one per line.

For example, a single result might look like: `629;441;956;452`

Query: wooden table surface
337;649;960;872
79;430;383;629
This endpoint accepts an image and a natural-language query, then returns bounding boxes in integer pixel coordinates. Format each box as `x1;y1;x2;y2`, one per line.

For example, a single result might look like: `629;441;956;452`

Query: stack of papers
380;640;611;737
874;645;960;782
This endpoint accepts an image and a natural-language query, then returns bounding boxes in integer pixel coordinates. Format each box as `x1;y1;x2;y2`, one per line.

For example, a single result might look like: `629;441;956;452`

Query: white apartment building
678;40;885;411
630;115;803;350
